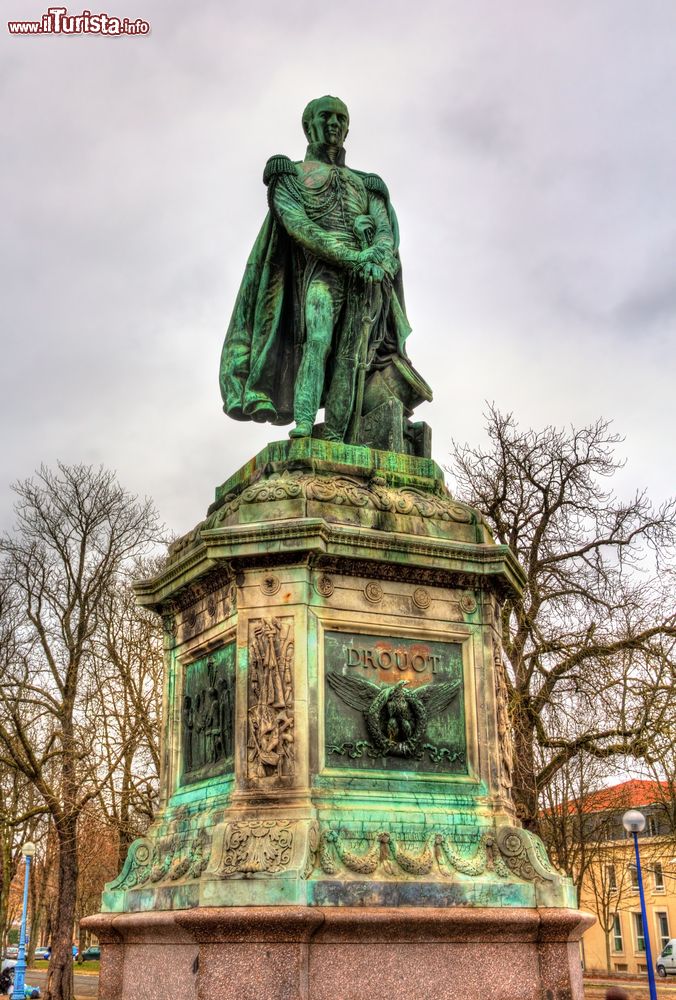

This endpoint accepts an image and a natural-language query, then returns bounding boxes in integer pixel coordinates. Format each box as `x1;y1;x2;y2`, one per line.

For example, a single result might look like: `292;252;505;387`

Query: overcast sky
2;0;675;537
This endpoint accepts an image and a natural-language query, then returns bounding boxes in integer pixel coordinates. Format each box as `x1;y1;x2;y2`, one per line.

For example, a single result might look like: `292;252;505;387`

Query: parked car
79;946;100;961
3;948;18;960
33;947;50;960
657;938;676;977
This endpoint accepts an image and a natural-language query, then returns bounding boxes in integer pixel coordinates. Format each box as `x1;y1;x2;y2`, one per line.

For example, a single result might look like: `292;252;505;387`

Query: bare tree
0;464;161;1000
450;408;676;831
538;746;610;897
0;762;45;956
88;563;163;866
537;749;637;972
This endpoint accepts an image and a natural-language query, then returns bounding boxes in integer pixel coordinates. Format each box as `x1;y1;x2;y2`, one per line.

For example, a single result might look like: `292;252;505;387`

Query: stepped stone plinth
85;440;591;1000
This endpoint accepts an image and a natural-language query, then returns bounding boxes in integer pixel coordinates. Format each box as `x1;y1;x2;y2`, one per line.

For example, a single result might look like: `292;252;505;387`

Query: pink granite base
83;906;594;1000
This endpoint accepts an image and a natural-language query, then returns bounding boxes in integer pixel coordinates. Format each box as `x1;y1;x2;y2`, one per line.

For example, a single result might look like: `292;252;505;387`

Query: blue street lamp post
11;841;36;1000
623;809;658;1000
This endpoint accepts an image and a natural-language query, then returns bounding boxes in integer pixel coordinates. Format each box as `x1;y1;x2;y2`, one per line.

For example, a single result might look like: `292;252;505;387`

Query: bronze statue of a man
219;95;431;450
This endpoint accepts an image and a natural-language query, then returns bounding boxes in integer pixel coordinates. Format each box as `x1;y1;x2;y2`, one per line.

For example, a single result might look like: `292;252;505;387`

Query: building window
607;864;617;892
633;911;646;953
612;914;624;953
646;814;658;837
656;912;670;950
654;862;665;891
629;864;639;891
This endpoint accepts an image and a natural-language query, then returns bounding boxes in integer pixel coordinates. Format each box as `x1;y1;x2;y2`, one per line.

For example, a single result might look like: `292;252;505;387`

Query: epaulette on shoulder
359;172;390;200
263;154;296;187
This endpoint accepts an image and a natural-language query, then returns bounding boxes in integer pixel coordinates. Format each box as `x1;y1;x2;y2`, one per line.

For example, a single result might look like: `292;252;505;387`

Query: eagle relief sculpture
326;673;462;762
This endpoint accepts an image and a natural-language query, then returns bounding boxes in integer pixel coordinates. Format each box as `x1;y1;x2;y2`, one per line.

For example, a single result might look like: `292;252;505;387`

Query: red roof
576;779;670;814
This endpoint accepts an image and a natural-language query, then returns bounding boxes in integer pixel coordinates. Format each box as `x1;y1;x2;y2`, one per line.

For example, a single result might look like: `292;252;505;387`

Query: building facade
578;780;676;974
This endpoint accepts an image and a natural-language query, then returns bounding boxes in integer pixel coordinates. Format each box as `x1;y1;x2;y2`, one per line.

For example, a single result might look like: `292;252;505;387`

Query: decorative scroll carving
495;826;559;883
493;641;514;793
106;827;212;891
217;820;294;875
168;472;477;559
302;821;320;880
106;838;155;891
247;617;294;779
326;740;465;767
389;834;434;875
162;613;177;640
237;474;473;522
312;826;560;883
167;828;210;881
316;828;517;880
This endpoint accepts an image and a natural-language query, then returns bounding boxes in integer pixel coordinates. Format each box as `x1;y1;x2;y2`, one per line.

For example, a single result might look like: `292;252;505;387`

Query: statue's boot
290;338;328;437
324;354;358;442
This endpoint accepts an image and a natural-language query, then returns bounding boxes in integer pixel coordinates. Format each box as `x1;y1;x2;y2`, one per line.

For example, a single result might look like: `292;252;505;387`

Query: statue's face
305;98;349;148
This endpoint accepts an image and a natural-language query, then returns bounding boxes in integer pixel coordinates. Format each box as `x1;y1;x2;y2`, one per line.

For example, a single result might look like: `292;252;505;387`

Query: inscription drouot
324;632;466;774
181;642;236;785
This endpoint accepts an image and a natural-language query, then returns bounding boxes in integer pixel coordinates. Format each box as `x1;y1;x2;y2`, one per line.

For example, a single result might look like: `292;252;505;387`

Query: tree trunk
46;814;78;1000
0;834;11;960
117;751;133;869
510;699;539;832
605;928;611;973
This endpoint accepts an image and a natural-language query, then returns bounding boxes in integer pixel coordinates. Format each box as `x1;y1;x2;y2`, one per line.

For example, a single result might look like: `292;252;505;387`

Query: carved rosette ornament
364;581;383;604
314;574;334;598
459;592;477;614
247;617;295;780
412;587;431;610
260;574;281;596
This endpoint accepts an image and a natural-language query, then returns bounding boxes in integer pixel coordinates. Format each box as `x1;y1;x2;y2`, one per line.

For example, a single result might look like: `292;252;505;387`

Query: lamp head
622;809;646;834
21;842;36;858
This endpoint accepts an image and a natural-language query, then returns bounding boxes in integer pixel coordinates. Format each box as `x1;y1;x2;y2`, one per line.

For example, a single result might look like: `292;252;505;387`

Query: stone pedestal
87;906;593;1000
84;439;591;999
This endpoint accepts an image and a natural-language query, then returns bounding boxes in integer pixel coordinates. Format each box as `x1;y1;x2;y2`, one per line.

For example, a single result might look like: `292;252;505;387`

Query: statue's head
302;95;349;148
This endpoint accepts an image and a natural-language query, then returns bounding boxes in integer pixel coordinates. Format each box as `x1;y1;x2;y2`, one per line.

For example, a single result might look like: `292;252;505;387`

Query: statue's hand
362;262;384;283
358;245;382;265
359;244;398;279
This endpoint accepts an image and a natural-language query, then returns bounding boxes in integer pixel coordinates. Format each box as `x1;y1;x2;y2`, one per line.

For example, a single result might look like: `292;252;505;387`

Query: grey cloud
2;0;675;536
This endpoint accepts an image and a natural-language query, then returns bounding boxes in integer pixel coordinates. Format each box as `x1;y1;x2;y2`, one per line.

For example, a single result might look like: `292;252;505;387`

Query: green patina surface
211;436;447;510
180;643;236;786
324;631;466;774
98;96;581;928
218;95;431;453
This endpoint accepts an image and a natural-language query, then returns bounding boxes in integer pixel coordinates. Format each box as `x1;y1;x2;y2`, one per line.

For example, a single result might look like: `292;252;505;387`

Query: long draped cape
219;168;412;426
